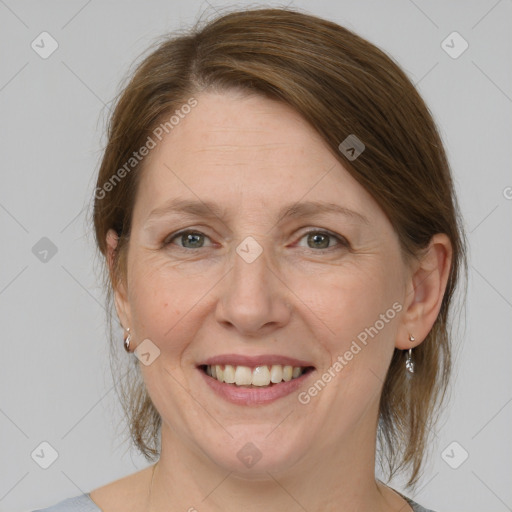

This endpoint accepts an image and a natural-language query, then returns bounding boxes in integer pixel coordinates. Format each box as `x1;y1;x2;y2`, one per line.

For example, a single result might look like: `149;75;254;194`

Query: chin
198;428;308;477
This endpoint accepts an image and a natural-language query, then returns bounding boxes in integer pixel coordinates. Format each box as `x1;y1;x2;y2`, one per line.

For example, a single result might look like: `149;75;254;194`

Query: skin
91;90;452;512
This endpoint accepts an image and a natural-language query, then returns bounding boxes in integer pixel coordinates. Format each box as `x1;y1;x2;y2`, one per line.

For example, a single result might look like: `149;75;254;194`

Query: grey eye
180;232;205;248
300;231;346;250
307;232;330;249
165;230;210;249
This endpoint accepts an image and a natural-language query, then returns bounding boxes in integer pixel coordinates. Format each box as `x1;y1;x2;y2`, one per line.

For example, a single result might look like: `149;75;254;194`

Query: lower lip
198;368;315;406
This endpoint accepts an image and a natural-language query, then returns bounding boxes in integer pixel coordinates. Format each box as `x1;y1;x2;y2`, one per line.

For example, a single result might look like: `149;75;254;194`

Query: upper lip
199;354;315;368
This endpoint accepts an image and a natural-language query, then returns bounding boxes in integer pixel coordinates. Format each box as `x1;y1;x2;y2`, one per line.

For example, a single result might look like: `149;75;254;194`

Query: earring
406;333;415;374
124;327;131;353
405;348;415;374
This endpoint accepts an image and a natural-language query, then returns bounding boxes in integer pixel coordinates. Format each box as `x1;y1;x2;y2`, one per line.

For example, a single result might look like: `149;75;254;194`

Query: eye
296;230;348;251
164;230;212;249
163;229;349;252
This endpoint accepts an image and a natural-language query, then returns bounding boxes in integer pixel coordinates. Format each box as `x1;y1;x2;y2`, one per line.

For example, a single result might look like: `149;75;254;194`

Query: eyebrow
144;198;370;226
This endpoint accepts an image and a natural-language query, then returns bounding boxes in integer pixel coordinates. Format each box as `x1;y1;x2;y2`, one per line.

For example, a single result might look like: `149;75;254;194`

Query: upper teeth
205;364;306;387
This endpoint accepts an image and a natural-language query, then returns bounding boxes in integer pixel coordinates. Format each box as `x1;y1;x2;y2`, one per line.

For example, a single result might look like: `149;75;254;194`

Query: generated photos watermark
94;97;198;200
298;301;403;404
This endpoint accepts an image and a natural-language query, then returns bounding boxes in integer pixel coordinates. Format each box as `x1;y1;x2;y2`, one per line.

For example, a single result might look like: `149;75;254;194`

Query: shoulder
32;465;154;512
402;495;438;512
409;502;438;512
383;482;438;512
31;493;100;512
387;485;437;512
87;464;155;511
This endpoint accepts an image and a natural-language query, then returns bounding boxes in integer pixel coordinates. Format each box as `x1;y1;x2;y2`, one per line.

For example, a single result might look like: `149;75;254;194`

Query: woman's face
115;90;413;475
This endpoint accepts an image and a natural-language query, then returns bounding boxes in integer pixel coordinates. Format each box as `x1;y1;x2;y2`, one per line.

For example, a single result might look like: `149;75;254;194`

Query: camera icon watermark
441;441;469;469
236;442;262;468
32;237;58;263
441;31;468;59
31;31;59;59
31;441;59;469
134;338;161;366
236;236;263;263
338;134;365;161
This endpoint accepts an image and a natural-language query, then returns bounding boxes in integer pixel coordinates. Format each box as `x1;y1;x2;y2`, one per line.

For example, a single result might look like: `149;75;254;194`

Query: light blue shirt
32;490;437;511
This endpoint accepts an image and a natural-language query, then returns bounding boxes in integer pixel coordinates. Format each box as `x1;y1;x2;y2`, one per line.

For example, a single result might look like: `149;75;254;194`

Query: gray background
1;1;511;511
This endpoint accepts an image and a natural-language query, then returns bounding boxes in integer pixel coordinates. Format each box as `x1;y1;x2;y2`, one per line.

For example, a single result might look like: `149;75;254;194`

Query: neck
148;415;407;512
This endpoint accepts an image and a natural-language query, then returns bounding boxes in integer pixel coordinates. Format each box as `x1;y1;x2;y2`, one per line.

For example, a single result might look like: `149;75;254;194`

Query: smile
197;355;316;405
201;364;314;387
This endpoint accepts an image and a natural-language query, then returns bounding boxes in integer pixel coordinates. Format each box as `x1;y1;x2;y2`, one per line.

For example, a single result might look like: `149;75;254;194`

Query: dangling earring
124;327;131;353
405;334;415;374
405;349;415;374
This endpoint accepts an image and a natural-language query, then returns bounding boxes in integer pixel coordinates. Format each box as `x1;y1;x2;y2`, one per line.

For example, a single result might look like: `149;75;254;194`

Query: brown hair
92;6;467;489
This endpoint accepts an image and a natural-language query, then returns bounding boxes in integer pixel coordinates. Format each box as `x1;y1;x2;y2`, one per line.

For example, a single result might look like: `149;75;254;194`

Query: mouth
196;355;316;405
199;364;315;387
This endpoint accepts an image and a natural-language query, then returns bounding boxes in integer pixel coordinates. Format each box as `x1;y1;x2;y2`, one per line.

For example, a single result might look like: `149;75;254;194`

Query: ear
106;229;132;330
396;233;453;349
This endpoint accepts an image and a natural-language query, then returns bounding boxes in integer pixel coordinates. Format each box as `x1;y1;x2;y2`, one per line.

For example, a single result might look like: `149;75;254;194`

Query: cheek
304;264;403;427
310;261;402;363
127;256;203;351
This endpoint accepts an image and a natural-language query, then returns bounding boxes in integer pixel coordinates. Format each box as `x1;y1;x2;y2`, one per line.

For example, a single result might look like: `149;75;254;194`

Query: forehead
133;91;384;224
167;91;330;171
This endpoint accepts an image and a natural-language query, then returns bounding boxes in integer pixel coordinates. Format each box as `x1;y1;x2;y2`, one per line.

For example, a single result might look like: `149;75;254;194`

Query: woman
34;6;466;512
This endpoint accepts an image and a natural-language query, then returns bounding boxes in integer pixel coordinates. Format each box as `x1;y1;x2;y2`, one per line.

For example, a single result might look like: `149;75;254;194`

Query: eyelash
163;228;349;252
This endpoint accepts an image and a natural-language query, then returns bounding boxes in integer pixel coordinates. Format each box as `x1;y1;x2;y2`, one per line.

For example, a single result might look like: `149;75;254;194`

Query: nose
215;238;292;337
